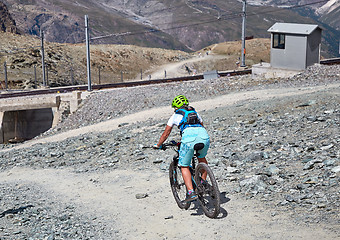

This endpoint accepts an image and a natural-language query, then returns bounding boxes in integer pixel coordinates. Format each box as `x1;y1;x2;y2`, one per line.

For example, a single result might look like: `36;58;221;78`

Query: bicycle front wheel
194;163;221;218
169;161;191;210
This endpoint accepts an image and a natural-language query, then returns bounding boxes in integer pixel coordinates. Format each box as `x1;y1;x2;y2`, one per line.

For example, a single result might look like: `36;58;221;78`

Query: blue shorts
178;127;210;167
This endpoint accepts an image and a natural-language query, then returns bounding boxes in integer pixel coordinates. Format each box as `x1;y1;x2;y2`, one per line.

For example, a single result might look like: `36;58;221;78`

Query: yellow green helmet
172;95;189;108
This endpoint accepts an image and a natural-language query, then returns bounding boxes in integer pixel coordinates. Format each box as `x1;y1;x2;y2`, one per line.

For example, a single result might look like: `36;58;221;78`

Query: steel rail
320;58;340;65
0;69;251;99
1;56;338;99
1;57;338;99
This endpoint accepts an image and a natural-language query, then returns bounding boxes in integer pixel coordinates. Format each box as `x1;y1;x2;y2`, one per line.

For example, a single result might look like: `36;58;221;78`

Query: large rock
0;1;17;33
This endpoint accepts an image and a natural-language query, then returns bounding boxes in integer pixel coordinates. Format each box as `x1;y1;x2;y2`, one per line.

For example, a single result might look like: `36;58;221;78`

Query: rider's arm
197;112;204;127
156;125;173;148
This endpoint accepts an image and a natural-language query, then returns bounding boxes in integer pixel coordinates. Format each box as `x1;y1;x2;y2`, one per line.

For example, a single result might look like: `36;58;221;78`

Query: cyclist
154;95;210;202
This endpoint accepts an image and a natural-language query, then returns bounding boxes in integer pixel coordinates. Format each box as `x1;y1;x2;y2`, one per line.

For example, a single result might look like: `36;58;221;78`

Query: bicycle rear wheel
169;161;191;210
194;163;220;218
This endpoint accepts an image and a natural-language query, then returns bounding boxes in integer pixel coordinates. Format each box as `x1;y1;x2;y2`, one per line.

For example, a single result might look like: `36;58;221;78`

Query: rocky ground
44;64;339;133
0;64;339;239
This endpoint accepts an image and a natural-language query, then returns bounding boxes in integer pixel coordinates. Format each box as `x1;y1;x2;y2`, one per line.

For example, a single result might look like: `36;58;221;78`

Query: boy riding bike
154;95;210;202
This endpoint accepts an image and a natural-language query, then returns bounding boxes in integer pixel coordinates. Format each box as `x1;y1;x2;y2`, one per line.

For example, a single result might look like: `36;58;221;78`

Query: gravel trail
0;64;339;239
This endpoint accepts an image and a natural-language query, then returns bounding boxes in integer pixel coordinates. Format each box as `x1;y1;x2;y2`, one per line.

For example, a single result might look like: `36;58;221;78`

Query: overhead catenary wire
101;0;328;31
85;3;242;42
88;0;329;42
0;0;329;48
88;4;243;42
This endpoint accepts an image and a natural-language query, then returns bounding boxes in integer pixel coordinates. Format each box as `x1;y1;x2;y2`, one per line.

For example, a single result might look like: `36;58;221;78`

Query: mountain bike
162;141;220;218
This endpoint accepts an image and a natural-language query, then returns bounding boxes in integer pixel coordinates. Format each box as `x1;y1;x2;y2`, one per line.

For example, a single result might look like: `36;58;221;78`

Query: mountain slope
0;1;17;33
245;0;339;56
2;0;338;57
318;0;340;31
244;0;339;31
0;30;193;89
1;0;190;51
0;29;270;90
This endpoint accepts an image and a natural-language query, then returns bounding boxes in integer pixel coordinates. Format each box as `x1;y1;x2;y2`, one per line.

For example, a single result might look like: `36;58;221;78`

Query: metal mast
40;29;46;86
241;0;247;67
85;15;92;91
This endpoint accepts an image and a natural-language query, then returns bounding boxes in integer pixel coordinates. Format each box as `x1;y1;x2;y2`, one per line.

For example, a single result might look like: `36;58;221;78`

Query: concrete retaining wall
0;91;85;143
0;95;61;143
252;62;301;79
1;108;54;143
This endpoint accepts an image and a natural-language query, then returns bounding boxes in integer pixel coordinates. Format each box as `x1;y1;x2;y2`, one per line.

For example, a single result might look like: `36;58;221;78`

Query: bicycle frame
171;144;201;191
165;141;221;218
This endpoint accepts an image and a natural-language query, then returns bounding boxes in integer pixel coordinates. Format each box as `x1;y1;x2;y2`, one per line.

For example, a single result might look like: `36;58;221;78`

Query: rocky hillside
0;30;270;90
1;0;189;51
0;1;17;33
0;31;192;89
2;0;338;57
0;64;339;239
245;0;340;57
246;0;339;23
318;0;340;31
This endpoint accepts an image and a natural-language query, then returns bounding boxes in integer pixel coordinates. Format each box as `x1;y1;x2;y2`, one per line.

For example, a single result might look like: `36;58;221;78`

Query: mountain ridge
244;0;339;32
2;0;338;57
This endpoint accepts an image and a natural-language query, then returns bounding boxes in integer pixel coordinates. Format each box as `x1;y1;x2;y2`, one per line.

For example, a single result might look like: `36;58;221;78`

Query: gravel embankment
0;64;339;239
43;64;340;133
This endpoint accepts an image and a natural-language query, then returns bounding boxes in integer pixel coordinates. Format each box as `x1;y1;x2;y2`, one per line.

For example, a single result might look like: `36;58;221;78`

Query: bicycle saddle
194;143;205;151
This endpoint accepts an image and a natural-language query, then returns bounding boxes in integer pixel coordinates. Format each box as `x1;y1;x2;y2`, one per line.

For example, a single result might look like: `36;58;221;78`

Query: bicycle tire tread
195;163;221;218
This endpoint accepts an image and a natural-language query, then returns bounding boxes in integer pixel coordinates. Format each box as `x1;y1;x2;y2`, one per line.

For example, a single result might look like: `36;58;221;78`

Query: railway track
1;56;339;99
0;69;251;99
320;57;340;65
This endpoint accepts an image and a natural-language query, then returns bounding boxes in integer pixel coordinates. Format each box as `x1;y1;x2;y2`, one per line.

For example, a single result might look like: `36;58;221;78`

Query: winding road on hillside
148;44;228;79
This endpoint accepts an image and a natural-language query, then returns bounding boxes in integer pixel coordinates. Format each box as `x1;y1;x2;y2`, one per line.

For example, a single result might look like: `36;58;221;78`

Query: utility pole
4;61;8;90
98;66;101;84
241;0;247;67
70;66;74;85
34;65;37;89
40;29;46;86
46;65;49;86
85;15;92;91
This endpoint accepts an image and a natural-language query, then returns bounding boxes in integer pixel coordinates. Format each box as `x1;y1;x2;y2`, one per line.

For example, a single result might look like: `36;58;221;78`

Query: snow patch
316;0;340;15
236;0;272;6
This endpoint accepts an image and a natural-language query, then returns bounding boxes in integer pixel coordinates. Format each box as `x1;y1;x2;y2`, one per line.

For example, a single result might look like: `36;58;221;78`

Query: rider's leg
198;157;207;164
198;157;208;180
181;166;194;190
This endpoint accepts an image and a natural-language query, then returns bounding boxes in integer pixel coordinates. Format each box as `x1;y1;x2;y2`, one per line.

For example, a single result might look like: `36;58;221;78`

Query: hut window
273;33;285;49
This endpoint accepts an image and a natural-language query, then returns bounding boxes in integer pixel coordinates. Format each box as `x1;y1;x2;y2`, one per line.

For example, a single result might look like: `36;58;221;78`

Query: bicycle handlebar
160;140;180;150
142;140;180;150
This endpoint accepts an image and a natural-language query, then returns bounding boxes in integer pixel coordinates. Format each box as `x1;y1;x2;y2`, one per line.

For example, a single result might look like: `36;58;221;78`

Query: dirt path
1;167;337;240
1;83;339;239
149;52;226;79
